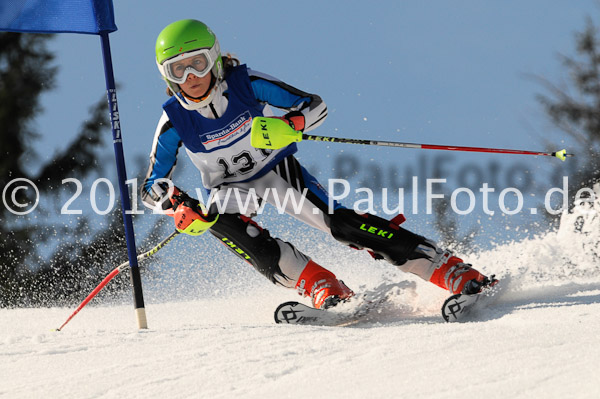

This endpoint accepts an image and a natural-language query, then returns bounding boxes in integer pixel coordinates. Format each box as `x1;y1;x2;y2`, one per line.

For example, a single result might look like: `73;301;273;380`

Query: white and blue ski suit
142;64;447;290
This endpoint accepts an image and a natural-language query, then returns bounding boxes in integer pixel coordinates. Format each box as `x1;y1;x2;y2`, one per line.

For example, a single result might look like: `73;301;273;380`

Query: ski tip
441;294;462;322
274;301;302;324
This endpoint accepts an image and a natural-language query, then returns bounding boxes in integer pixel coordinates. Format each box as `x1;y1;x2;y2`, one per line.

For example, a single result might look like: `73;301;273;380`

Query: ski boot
295;260;354;309
430;255;496;295
461;274;498;295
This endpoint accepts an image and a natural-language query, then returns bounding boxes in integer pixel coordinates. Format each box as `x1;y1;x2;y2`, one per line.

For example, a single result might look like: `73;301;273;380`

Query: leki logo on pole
108;89;122;143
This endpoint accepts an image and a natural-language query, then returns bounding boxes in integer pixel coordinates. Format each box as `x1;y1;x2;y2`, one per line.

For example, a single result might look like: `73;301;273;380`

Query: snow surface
2;191;599;399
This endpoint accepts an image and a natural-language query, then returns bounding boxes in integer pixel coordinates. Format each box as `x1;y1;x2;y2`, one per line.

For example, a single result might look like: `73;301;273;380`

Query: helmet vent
184;39;197;44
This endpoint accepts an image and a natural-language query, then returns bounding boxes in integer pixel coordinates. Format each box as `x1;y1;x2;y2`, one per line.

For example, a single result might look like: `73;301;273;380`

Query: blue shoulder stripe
250;78;310;109
143;125;181;192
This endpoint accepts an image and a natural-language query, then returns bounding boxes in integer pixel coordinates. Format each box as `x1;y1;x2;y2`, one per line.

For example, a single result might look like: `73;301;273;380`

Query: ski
441;279;502;322
274;300;383;327
274;289;393;327
274;279;502;325
275;301;343;326
276;295;482;326
441;293;484;322
275;281;415;326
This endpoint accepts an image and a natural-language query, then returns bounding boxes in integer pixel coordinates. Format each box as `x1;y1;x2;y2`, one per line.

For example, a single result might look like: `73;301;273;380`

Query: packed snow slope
2;192;599;399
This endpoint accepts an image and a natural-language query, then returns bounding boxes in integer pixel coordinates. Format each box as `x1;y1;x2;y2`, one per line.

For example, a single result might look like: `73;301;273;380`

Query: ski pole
250;117;574;161
55;230;180;331
302;134;572;160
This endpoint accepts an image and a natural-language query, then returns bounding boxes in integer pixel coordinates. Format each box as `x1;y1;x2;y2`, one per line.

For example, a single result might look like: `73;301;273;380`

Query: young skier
141;19;495;310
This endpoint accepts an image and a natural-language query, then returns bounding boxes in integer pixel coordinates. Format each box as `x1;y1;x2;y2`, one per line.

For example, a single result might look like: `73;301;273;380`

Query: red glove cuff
275;112;305;132
286;113;305;131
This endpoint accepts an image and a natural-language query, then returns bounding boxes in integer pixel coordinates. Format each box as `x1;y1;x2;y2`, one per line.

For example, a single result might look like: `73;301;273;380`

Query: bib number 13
217;150;257;179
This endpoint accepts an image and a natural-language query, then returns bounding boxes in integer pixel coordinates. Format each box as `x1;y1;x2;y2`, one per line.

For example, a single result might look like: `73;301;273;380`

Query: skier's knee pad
209;213;282;283
328;208;433;265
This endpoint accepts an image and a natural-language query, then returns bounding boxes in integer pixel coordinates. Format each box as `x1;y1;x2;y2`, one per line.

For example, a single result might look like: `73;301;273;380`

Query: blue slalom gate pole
99;32;147;329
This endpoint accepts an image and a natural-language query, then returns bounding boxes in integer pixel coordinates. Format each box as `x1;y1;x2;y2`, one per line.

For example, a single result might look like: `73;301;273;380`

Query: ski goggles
160;48;218;84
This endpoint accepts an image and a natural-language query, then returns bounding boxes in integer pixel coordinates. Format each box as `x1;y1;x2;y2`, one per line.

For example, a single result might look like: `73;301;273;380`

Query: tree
432;189;477;253
0;32;58;306
536;17;600;206
0;32;137;307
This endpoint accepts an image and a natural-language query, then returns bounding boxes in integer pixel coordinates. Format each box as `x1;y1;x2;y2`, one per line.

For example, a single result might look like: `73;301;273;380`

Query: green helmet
155;19;224;109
